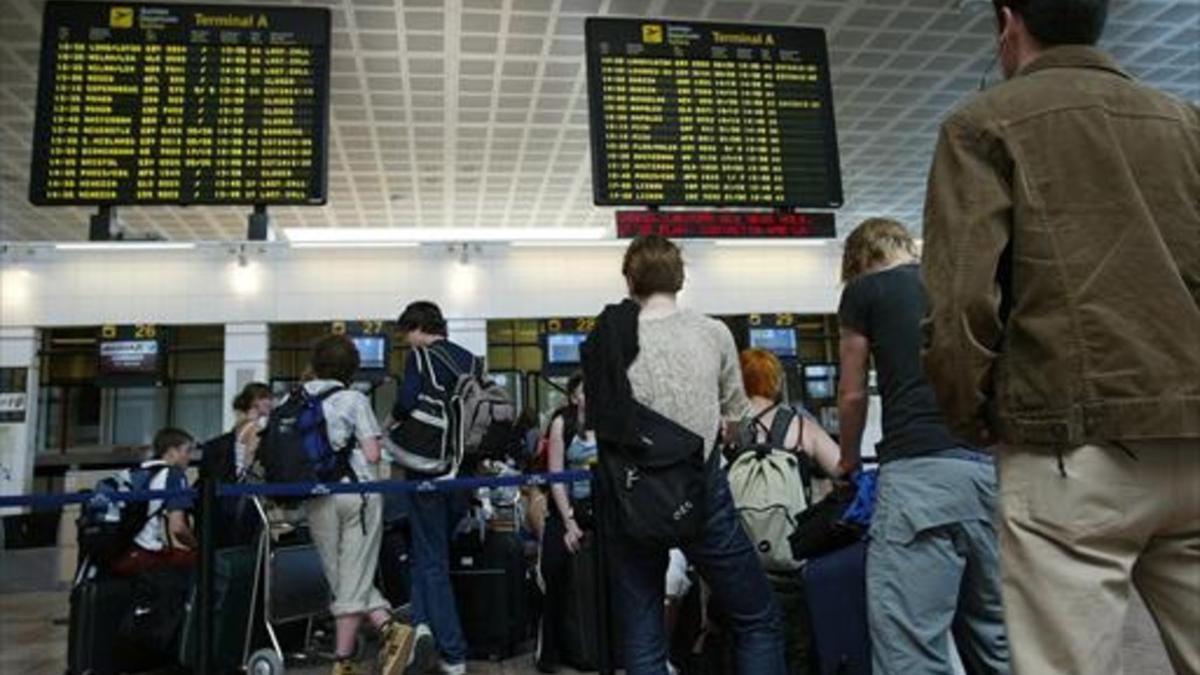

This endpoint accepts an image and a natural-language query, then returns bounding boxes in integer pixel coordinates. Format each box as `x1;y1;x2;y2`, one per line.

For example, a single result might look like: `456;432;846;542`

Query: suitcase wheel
247;648;285;675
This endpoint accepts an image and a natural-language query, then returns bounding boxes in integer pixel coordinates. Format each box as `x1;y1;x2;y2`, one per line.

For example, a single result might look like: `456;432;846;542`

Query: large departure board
29;2;330;206
586;19;842;208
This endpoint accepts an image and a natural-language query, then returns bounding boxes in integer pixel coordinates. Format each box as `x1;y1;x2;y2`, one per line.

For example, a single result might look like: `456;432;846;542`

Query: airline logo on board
109;6;134;29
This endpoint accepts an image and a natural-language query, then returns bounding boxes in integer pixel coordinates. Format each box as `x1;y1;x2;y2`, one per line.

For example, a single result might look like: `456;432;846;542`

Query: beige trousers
307;492;390;617
997;441;1200;675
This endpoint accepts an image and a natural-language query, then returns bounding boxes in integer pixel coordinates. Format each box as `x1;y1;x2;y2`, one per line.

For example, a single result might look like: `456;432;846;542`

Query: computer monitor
803;363;838;400
546;333;587;366
351;336;388;371
98;339;161;376
749;327;798;359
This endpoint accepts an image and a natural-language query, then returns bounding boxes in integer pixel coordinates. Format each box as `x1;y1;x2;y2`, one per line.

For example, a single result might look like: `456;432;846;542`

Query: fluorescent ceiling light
714;239;834;248
291;241;419;249
510;240;629;248
55;242;196;251
283;227;609;244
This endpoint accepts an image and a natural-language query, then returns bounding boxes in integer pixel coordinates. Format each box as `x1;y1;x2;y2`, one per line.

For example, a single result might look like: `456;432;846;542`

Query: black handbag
600;403;710;549
788;482;864;560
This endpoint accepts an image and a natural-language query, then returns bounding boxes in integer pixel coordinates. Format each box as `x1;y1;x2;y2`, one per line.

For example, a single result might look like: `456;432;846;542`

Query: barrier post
198;475;217;674
592;469;616;675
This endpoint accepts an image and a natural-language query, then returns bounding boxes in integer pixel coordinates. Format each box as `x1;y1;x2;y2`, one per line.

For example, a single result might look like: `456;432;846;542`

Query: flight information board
586;18;842;208
29;2;330;206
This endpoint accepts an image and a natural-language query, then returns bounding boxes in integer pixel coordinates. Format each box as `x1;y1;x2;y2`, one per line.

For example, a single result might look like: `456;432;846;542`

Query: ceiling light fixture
54;242;196;251
283;226;610;244
713;239;835;248
509;240;630;248
290;241;420;249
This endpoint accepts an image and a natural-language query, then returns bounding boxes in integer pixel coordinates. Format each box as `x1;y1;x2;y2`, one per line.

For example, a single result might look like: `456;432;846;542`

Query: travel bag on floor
560;535;622;671
450;528;529;660
377;518;412;608
68;576;168;675
179;546;257;672
803;541;871;675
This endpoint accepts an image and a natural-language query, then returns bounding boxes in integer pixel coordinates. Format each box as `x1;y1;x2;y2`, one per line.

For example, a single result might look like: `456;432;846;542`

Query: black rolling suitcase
803;541;871;675
378;518;412;608
179;546;257;672
68;576;168;675
561;535;622;671
450;528;529;660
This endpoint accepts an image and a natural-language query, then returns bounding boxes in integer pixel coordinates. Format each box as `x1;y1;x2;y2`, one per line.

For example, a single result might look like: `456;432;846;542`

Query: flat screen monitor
29;1;331;206
803;364;836;380
803;363;837;400
805;379;834;400
585;18;842;208
547;333;587;365
351;336;388;371
98;339;160;375
749;327;797;358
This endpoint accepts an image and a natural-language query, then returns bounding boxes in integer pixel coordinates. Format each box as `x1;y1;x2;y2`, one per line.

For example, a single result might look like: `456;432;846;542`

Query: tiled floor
0;586;1175;675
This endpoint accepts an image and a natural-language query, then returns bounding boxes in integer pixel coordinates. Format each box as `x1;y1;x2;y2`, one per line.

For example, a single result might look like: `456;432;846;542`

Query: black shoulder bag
599;403;711;549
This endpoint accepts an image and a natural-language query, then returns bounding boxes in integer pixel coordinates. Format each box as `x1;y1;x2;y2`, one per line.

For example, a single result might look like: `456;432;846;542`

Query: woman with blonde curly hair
837;218;1008;675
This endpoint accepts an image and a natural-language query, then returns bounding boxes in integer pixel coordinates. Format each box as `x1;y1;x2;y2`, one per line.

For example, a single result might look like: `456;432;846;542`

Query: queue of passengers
96;0;1197;673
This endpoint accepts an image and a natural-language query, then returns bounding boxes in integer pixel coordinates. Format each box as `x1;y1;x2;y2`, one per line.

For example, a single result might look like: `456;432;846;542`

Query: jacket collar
1017;45;1132;81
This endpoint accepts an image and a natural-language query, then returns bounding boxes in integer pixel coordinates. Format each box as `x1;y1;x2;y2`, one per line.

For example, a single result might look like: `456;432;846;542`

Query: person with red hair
737;348;841;479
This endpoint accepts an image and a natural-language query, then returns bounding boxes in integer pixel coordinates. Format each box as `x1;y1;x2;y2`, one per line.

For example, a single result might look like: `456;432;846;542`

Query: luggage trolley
243;495;341;675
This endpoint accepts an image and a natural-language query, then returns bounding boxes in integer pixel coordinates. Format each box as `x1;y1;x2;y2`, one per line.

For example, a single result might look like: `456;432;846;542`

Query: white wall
0;327;39;513
0;242;844;329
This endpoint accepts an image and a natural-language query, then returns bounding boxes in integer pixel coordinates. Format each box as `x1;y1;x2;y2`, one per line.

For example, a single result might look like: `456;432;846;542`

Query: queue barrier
0;468;615;675
0;469;594;510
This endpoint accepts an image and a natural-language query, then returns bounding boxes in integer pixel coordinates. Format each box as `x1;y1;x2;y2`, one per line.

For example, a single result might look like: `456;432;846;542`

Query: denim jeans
403;489;468;665
611;465;787;675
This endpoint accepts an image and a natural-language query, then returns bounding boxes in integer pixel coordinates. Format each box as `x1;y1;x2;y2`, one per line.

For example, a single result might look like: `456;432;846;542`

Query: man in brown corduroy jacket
920;1;1199;673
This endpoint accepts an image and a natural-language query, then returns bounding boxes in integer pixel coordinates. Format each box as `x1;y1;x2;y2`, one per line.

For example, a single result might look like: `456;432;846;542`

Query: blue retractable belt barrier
1;467;614;675
0;469;593;509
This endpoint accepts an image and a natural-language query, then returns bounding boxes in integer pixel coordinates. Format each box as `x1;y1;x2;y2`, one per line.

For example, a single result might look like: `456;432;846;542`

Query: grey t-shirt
627;307;751;458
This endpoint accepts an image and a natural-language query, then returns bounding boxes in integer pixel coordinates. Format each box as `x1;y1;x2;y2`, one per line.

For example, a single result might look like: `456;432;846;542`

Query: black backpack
77;464;169;571
259;386;356;493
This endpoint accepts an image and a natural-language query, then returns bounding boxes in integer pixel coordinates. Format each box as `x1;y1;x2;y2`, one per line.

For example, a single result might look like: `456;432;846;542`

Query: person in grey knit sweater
606;235;788;675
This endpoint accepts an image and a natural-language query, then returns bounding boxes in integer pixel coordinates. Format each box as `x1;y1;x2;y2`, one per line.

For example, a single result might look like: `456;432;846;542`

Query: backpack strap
750;403;780;441
767;405;798;450
426;343;475;383
135;464;174;534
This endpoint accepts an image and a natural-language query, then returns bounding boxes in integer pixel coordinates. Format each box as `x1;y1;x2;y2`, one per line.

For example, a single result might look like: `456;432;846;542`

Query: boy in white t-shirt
111;427;198;576
303;335;414;675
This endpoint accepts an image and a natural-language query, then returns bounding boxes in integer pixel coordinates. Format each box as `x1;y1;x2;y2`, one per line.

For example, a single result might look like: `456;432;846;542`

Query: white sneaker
407;624;436;675
437;659;466;675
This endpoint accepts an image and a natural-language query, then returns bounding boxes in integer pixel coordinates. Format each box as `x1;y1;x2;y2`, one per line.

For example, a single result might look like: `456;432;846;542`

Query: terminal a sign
616;210;835;239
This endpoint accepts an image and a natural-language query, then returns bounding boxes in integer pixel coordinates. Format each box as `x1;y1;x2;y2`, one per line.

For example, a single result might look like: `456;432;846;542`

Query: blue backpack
259;386;355;493
76;463;169;571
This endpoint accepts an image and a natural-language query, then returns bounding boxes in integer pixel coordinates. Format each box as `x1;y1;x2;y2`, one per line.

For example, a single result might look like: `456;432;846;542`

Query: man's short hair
312;334;361;384
153;427;193;458
397;300;448;336
623;235;685;298
994;0;1109;46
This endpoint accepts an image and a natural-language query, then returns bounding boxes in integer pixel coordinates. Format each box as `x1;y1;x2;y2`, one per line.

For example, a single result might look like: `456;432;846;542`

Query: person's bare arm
547;417;584;553
837;328;871;475
360;435;382;465
547;417;572;520
793;413;843;478
167;511;198;550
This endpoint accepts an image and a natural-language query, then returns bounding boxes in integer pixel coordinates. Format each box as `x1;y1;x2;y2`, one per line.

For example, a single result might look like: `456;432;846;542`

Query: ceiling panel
0;0;1195;241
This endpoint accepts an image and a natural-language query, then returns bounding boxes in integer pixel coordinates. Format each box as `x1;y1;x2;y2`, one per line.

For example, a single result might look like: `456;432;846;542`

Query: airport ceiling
0;0;1196;242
